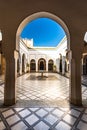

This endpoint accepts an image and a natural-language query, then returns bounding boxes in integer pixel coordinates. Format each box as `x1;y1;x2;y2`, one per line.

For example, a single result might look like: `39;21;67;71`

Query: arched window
48;59;54;72
38;58;46;71
30;59;36;72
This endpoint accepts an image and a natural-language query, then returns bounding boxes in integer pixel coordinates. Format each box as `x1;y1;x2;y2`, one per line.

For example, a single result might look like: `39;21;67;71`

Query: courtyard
0;73;87;130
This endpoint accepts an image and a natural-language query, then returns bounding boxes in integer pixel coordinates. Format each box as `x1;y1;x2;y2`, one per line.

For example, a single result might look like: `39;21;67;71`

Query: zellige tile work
0;73;87;130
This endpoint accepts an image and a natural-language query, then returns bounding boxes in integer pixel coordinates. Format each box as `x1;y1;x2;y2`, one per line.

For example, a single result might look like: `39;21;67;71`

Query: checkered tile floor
0;73;87;130
82;75;87;86
0;106;87;130
16;73;69;106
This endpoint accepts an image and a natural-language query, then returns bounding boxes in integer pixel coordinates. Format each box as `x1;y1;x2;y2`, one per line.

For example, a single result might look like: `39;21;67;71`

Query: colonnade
17;52;70;76
57;56;69;75
17;56;55;74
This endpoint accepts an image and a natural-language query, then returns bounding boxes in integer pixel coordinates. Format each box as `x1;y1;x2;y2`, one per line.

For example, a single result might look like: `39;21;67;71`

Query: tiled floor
16;73;69;107
0;73;87;130
82;75;87;86
0;106;87;130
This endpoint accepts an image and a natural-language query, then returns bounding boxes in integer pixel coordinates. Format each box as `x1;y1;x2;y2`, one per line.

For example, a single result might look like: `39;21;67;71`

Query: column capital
14;50;19;60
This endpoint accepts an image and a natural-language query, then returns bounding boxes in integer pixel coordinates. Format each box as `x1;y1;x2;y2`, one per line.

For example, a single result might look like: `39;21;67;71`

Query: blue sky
21;18;66;47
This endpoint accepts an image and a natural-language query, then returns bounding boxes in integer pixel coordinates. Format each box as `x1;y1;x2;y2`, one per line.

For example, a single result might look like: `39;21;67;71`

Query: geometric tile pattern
82;75;87;86
55;121;71;130
0;73;87;104
34;121;50;130
77;121;87;130
0;107;87;130
16;73;70;102
0;73;87;129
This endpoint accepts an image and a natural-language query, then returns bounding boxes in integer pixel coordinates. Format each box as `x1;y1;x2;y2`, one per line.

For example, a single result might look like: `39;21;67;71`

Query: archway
48;59;54;72
16;12;72;106
30;59;36;72
16;12;70;77
16;12;70;51
22;54;25;73
38;58;46;71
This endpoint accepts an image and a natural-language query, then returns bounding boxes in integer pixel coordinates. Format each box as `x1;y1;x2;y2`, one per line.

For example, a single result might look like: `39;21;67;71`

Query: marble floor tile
55;121;71;130
0;73;87;130
0;121;6;130
77;121;87;130
63;114;76;125
25;114;39;125
81;114;87;122
34;121;49;130
6;115;20;126
68;109;81;117
36;109;48;117
2;109;14;118
52;109;64;117
19;109;31;118
44;114;58;125
11;121;28;130
29;108;39;112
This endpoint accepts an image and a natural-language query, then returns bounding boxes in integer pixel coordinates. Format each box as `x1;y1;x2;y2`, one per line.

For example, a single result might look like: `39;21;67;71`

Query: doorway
38;58;46;71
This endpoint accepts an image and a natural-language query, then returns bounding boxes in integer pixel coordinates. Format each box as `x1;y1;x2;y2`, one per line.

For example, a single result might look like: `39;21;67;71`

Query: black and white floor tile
0;73;87;130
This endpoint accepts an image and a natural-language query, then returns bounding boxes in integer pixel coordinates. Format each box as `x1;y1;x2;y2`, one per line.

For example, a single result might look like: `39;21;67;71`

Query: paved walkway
16;73;69;107
0;73;87;130
82;75;87;86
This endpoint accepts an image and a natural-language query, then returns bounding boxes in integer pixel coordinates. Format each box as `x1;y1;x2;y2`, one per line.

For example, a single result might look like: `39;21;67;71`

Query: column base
4;98;16;106
70;98;82;106
62;73;65;76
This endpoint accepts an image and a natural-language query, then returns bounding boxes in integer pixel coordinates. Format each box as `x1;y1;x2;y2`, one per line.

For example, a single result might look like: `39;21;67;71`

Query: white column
28;57;30;72
56;59;58;72
54;59;56;65
26;55;28;72
24;57;27;73
66;61;68;72
58;58;60;73
36;60;38;72
62;56;65;75
46;60;48;72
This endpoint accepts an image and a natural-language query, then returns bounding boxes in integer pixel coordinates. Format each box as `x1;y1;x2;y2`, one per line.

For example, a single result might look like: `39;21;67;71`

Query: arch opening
30;59;36;72
38;58;46;71
16;11;71;106
48;59;54;72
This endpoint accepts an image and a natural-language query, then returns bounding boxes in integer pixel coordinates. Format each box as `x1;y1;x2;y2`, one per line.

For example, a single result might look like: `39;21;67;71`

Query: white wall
19;36;67;73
